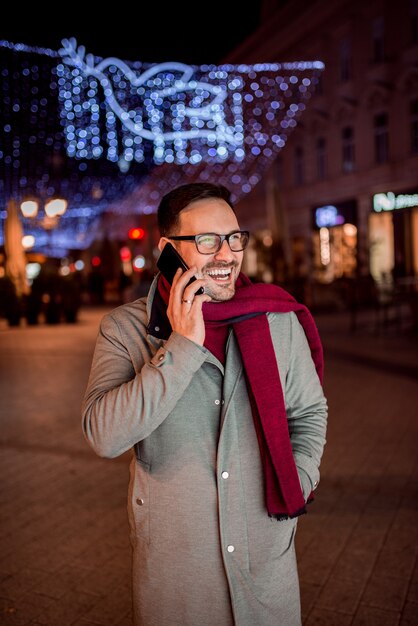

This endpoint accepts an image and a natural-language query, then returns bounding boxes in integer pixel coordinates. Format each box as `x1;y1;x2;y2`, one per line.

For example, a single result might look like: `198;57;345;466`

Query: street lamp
21;198;67;219
20;200;39;218
19;197;68;252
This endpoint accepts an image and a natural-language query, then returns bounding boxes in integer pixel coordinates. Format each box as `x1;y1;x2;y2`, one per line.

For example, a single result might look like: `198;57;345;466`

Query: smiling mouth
205;267;233;282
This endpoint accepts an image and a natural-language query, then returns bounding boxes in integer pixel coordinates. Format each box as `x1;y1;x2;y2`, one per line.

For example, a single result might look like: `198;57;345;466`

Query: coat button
221;471;229;479
227;545;235;553
136;498;144;506
214;399;221;405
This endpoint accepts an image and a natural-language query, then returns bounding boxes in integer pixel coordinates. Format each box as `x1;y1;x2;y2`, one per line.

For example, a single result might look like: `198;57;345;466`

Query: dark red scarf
157;273;324;519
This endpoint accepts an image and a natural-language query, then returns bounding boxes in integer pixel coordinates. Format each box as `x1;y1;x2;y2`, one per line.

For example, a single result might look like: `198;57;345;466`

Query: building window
411;0;418;43
374;113;389;163
294;146;304;185
411;100;418;154
372;16;385;63
342;126;355;172
340;37;352;81
315;72;324;96
316;137;327;179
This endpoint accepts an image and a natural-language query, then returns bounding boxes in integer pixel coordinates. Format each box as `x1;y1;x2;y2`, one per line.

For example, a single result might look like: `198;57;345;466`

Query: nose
213;238;235;262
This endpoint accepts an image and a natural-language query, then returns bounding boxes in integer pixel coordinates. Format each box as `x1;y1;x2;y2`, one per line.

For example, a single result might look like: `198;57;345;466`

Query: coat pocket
127;456;150;546
248;519;299;610
249;517;298;576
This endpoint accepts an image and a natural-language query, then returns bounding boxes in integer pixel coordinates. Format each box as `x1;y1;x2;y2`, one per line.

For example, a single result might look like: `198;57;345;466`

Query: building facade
229;0;418;306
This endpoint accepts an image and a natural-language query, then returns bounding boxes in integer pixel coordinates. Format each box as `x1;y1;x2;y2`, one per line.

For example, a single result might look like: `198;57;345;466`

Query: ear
157;237;170;252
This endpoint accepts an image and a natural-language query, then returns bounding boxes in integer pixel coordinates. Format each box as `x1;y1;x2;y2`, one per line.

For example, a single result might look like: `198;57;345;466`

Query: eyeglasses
169;230;250;254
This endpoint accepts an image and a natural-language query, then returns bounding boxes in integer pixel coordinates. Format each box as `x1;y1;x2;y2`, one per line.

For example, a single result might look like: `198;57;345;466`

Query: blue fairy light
0;37;324;254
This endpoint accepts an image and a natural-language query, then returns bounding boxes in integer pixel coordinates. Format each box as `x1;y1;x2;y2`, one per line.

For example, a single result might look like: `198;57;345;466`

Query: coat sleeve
81;311;207;458
285;312;328;500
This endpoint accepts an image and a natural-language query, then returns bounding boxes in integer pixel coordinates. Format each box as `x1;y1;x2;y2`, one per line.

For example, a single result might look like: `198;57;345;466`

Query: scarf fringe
268;505;308;521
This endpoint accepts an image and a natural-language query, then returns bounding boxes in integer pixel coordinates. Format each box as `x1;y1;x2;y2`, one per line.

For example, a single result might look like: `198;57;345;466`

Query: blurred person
122;268;155;303
87;267;105;304
82;182;328;626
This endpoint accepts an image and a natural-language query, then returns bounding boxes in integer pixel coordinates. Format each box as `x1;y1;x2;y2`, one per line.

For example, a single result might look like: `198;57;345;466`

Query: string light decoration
0;38;324;254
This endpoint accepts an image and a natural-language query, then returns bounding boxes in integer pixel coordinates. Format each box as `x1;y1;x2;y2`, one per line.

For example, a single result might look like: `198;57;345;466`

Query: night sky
1;4;262;65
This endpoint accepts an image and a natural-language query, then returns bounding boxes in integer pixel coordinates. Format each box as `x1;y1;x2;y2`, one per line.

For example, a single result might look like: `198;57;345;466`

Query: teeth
207;269;231;276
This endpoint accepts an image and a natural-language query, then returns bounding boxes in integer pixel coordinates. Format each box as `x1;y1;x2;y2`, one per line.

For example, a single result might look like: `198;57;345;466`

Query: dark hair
157;182;234;236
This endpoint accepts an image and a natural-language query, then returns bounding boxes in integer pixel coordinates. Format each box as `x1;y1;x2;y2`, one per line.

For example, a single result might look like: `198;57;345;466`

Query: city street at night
2;1;418;625
0;307;417;625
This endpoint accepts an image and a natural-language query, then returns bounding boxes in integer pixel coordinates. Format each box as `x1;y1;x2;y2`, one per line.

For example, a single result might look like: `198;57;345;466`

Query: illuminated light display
58;39;244;166
373;191;418;212
0;38;324;255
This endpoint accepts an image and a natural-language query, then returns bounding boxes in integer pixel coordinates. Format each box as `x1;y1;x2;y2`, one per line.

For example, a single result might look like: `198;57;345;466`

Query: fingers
171;267;207;302
171;266;196;290
166;268;211;345
191;293;212;309
181;292;211;306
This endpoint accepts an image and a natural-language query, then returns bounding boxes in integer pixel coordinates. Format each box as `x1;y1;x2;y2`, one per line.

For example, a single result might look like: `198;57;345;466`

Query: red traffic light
120;246;131;262
128;227;145;240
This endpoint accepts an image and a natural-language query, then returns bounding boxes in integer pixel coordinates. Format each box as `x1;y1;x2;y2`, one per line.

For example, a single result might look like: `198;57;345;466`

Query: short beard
197;262;239;302
205;283;237;302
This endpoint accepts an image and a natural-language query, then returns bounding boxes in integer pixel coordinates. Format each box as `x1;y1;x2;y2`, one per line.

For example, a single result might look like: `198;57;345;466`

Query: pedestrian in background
82;182;328;625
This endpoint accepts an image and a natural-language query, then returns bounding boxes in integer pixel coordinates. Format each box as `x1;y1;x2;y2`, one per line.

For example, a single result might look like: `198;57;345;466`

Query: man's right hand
166;268;212;346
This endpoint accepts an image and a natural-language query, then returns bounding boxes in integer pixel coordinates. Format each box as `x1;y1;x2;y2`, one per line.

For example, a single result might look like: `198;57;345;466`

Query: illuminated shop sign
373;191;418;212
315;205;345;228
313;200;356;229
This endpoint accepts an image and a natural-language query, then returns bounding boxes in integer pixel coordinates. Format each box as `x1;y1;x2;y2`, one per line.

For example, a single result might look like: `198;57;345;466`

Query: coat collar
146;273;172;340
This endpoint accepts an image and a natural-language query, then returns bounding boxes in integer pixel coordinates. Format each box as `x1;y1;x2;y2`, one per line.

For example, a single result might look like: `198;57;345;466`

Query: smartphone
157;242;204;295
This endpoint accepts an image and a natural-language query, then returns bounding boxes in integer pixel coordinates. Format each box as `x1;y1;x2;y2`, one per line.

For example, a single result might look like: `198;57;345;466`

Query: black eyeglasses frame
168;230;250;254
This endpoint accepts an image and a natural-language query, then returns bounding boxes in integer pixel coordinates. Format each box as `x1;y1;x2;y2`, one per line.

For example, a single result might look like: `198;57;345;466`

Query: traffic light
120;246;131;262
128;227;145;240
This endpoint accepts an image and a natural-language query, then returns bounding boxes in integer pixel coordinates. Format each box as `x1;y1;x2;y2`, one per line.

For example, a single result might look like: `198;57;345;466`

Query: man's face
159;198;244;301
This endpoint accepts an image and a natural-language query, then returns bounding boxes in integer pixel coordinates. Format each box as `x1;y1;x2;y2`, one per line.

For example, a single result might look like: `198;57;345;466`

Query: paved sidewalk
0;306;417;625
297;311;418;625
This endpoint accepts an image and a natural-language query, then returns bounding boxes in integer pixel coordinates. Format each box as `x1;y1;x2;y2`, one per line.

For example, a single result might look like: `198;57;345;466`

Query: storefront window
412;209;418;276
244;229;275;283
369;212;394;283
312;224;357;283
370;191;418;281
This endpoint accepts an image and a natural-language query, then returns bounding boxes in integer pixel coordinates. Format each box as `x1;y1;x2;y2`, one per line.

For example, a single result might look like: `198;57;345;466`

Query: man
82;182;327;626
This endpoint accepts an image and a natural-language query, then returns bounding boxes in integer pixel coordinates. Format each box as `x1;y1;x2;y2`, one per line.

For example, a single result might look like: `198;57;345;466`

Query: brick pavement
0;306;417;625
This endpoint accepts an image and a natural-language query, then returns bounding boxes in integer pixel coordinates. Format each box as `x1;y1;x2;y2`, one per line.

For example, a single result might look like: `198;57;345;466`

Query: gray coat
82;277;328;626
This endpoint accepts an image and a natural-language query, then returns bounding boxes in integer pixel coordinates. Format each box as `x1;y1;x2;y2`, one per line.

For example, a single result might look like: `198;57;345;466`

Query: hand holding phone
157;243;204;295
157;242;209;346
